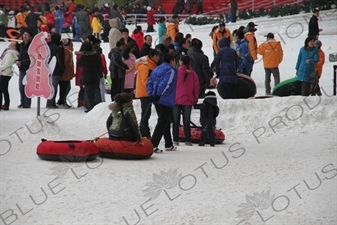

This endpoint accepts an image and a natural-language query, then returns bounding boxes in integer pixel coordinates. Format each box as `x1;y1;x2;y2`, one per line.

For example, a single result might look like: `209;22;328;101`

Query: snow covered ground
0;10;336;225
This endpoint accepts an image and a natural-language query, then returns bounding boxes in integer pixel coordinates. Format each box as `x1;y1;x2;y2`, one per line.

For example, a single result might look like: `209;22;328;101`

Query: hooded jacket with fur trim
106;102;141;141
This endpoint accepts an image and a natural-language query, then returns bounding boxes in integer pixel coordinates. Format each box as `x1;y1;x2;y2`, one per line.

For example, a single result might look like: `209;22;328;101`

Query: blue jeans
19;70;31;107
172;105;192;142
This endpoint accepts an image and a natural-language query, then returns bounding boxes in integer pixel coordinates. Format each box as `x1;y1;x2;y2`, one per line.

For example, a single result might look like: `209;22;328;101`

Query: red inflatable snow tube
37;139;99;161
95;138;153;159
179;126;225;144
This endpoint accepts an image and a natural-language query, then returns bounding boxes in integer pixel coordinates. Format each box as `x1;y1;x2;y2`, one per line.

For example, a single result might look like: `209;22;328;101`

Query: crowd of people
0;3;326;152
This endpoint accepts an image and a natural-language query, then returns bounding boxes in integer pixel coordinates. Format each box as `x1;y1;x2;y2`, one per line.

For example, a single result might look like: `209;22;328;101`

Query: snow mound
18;116;74;140
209;96;337;142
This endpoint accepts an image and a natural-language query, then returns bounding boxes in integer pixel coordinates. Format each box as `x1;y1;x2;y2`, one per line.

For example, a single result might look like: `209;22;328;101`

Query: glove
150;95;160;102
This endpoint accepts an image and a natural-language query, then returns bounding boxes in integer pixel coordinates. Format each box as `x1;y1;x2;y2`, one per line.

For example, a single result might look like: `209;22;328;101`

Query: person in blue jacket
235;29;252;76
295;36;318;96
54;6;64;34
211;37;240;99
146;53;178;153
71;15;80;42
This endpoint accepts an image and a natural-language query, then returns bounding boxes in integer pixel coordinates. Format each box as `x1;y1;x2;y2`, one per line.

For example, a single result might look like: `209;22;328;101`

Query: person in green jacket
106;92;141;141
0;4;8;39
157;17;167;44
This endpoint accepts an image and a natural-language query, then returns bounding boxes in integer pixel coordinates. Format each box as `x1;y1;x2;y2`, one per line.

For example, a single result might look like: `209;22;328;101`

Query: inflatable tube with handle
95;138;153;159
217;73;256;99
179;126;225;144
272;77;301;96
37;139;99;161
236;73;257;99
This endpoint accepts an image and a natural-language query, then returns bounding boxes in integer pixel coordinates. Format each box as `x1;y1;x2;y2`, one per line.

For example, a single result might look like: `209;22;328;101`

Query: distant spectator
108;18;122;50
54;6;64;34
131;25;144;51
157;17;167;44
146;6;157;32
308;7;322;40
7;10;16;28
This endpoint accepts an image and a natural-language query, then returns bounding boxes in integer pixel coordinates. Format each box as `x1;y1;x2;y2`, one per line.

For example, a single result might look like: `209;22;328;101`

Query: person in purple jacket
172;54;199;146
211;37;240;99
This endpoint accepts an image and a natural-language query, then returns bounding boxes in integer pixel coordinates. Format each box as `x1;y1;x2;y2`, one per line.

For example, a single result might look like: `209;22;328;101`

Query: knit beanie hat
204;91;217;100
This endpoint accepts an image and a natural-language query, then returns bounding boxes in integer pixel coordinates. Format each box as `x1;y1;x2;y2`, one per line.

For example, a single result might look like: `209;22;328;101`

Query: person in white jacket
7;11;16;28
108;18;122;50
0;41;19;110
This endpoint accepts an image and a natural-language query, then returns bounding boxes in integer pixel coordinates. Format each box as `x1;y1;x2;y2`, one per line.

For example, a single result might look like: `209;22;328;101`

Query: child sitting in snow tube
97;92;153;159
106;92;141;141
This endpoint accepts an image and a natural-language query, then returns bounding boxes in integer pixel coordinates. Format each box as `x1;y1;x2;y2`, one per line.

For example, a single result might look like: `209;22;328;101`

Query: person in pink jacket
172;54;200;146
122;44;137;95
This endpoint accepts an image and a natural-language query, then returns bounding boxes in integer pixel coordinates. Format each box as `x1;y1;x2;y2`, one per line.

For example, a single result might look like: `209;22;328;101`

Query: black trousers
301;81;312;96
110;77;124;101
200;125;215;146
151;103;173;148
58;80;70;105
85;83;99;111
140;97;152;137
0;76;11;107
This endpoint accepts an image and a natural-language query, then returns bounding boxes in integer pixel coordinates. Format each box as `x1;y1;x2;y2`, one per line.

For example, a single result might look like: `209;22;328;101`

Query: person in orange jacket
167;15;179;41
15;9;28;39
135;49;161;139
257;33;283;95
212;22;232;55
311;40;325;96
244;22;258;76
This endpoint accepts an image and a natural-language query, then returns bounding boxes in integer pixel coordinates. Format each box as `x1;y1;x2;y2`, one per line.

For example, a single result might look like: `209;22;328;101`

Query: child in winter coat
91;12;102;39
194;91;220;147
106;92;141;141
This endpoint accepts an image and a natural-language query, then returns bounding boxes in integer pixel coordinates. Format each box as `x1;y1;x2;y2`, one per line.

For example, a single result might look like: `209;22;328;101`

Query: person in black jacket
25;8;42;35
77;41;101;112
173;37;189;67
140;35;153;57
189;39;213;98
16;31;33;108
194;91;219;147
308;8;322;40
109;40;129;101
46;33;65;108
120;28;140;58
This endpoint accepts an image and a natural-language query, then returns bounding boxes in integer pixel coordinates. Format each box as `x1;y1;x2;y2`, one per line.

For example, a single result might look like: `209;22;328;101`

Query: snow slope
0;10;336;225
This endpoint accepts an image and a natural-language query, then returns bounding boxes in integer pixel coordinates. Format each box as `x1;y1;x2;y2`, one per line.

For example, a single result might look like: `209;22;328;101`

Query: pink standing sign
25;32;55;99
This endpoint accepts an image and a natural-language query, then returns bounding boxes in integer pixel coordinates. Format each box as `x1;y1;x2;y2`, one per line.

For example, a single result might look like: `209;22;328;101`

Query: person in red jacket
44;10;55;32
131;26;144;51
64;0;76;24
146;6;157;32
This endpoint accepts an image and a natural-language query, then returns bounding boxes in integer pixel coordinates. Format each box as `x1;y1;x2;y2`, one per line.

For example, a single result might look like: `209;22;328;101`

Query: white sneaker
174;141;179;146
185;142;193;146
153;147;163;153
165;146;177;151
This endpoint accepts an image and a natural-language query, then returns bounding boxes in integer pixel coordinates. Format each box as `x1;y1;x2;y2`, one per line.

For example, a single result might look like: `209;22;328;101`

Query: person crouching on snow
194;91;219;147
106;92;141;141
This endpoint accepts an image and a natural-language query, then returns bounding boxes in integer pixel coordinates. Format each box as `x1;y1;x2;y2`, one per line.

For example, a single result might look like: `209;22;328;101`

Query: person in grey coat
76;6;92;41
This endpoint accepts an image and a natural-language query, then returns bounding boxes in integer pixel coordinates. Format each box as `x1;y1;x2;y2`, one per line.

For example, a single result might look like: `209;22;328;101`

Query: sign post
333;65;337;95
